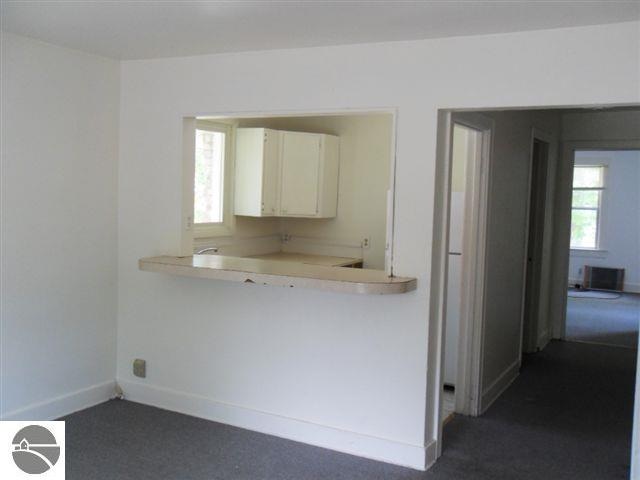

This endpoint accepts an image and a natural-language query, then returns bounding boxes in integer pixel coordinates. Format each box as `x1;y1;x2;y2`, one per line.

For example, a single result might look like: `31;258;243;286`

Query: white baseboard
118;379;428;471
1;380;115;421
537;329;551;351
480;360;520;414
424;439;438;470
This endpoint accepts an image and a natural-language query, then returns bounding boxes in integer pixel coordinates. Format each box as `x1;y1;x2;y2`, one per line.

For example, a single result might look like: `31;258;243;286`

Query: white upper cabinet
234;128;280;216
234;128;339;218
280;132;320;216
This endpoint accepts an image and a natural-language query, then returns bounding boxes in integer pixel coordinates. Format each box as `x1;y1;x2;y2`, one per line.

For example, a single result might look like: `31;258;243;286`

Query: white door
280;132;321;216
444;190;466;386
444;253;463;385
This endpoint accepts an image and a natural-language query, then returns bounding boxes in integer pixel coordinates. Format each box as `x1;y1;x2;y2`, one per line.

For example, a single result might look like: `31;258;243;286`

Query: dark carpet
61;341;636;480
566;292;640;348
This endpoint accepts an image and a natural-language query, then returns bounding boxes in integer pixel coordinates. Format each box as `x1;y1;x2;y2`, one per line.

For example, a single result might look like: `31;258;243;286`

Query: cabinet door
234;128;266;216
261;129;280;216
280;132;321;216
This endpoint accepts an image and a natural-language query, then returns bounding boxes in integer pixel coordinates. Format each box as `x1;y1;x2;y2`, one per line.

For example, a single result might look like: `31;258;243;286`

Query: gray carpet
566;291;639;348
61;341;636;480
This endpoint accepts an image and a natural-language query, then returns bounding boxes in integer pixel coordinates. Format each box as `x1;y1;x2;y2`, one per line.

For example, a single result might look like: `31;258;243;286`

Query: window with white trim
570;165;605;249
193;122;232;238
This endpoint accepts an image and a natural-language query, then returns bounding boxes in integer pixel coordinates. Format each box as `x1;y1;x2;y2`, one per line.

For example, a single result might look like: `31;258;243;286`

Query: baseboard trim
537;329;551;351
480;359;520;414
118;379;428;470
424;439;438;470
1;380;115;421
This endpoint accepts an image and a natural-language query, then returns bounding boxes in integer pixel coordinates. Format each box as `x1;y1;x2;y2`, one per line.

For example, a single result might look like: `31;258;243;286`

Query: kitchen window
570;164;605;250
193;122;232;238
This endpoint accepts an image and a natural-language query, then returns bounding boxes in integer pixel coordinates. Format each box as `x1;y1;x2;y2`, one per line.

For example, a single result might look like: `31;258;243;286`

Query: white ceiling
1;1;639;60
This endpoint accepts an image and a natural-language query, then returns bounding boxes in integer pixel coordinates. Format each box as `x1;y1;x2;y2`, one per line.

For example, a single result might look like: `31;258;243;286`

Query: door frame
551;139;640;339
519;128;553;354
434;111;494;456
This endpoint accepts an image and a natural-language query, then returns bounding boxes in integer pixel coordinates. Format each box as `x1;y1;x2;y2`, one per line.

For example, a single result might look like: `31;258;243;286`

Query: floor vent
583;266;625;292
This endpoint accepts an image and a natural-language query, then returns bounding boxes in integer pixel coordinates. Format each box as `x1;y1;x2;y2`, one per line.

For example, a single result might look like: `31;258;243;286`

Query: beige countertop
139;255;416;295
246;252;363;267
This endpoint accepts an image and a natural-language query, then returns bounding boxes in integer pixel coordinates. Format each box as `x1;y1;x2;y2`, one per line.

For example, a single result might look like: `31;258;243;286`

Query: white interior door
280;132;320;216
444;252;463;385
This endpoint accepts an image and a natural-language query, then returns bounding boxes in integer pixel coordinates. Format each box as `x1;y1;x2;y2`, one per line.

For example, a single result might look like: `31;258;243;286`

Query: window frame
570;164;606;251
193;120;234;239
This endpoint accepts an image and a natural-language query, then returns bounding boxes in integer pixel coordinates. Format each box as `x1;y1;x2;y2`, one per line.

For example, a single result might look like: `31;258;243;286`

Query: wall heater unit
583;266;625;292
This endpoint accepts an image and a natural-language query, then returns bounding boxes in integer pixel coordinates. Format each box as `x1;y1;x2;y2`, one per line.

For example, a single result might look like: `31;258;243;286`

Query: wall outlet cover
133;359;146;378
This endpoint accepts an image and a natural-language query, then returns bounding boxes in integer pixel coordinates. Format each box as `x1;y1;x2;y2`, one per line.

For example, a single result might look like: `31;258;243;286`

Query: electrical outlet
133;359;146;378
282;234;291;243
362;237;370;249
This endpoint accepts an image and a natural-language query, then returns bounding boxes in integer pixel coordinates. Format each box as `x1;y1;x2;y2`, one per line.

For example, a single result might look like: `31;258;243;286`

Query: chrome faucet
195;247;219;254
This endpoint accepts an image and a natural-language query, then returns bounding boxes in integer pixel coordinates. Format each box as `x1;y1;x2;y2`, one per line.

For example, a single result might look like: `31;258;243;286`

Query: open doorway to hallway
564;149;640;350
522;132;551;354
442;122;483;424
434;106;640;479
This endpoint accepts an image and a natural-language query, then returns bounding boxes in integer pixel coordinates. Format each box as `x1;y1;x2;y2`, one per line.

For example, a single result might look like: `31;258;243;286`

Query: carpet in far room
566;290;639;348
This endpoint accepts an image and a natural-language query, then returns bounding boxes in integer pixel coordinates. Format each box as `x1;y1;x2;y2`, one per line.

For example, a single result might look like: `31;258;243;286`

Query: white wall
568;150;640;292
116;21;639;470
236;114;392;269
633;333;640;479
562;110;640;142
479;110;561;409
0;33;120;419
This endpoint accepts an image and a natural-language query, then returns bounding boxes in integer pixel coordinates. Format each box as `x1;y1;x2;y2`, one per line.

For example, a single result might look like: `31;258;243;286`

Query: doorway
435;111;493;448
433;106;640;478
521;133;551;354
442;122;482;422
563;149;640;349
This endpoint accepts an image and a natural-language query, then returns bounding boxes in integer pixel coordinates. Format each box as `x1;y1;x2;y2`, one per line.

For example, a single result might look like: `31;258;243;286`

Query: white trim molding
480;359;520;414
1;380;115;421
430;111;494;463
118;379;429;470
570;248;608;259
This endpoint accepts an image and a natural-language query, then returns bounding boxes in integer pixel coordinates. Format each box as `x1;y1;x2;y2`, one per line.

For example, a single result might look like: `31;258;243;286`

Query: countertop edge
138;256;417;295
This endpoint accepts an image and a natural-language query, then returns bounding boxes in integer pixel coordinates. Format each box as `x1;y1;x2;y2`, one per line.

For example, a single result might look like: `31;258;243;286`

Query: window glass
573;166;603;188
194;129;225;224
571;190;599;208
570;208;598;249
570;165;604;249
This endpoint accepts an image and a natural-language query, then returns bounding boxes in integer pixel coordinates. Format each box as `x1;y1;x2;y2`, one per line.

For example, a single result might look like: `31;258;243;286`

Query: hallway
432;341;636;479
62;341;636;479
